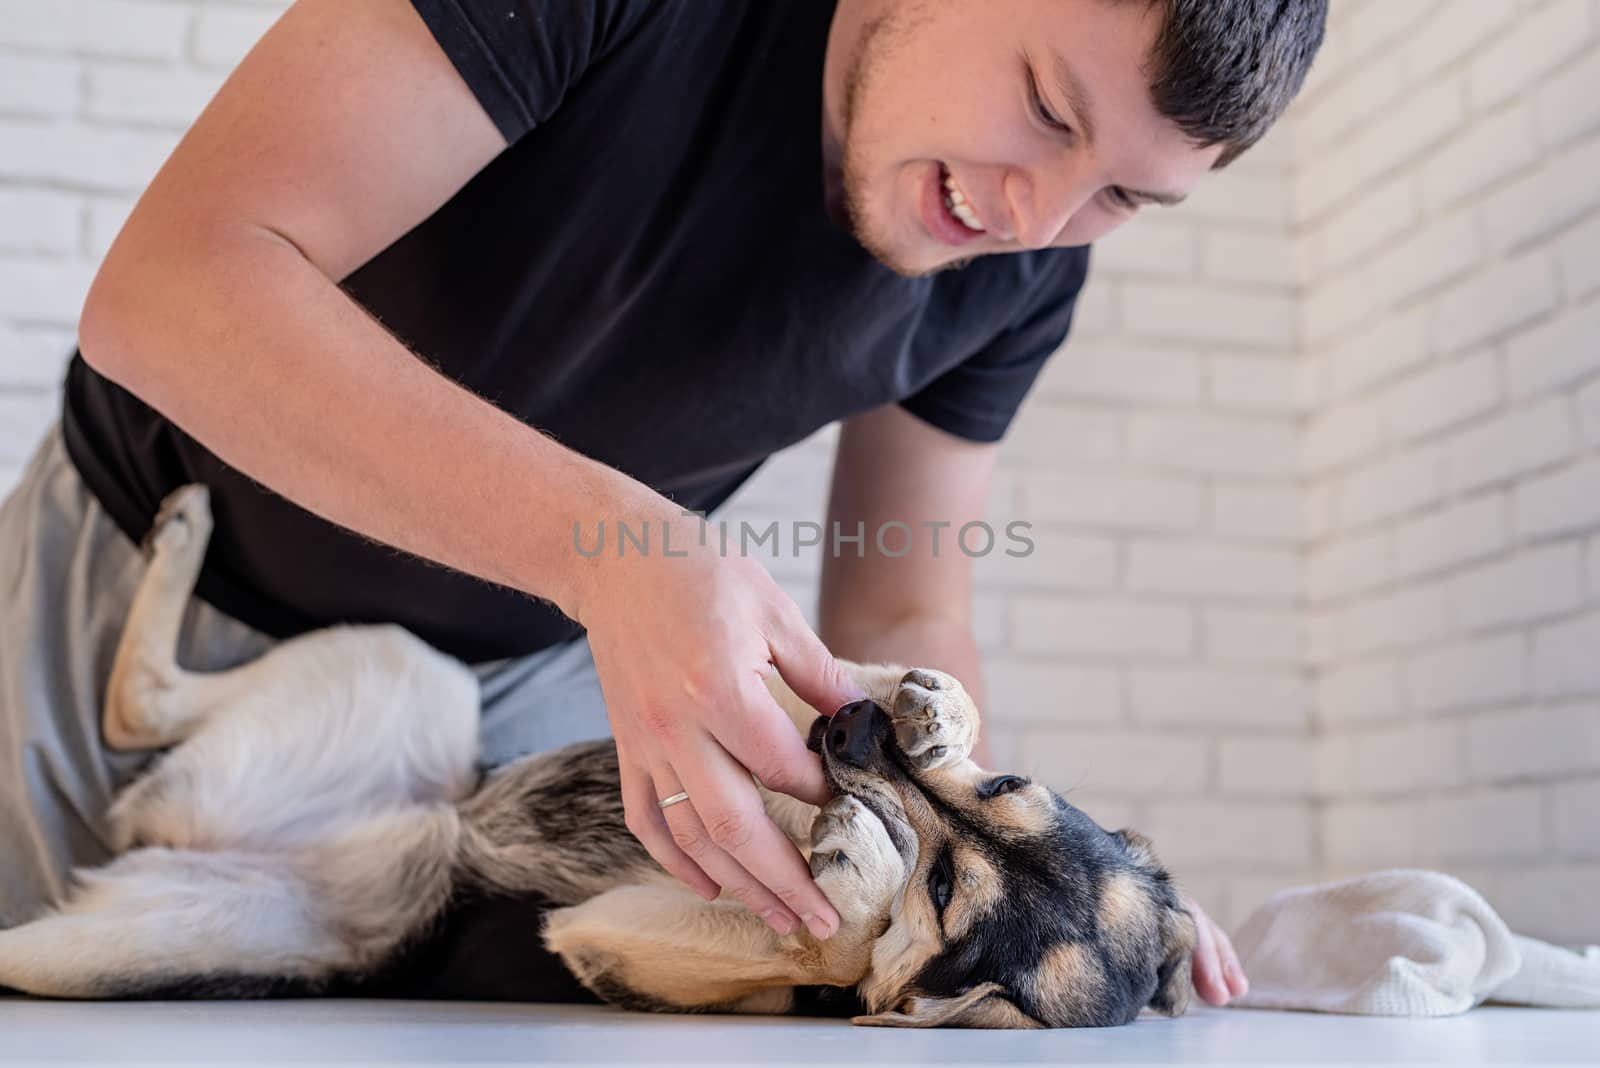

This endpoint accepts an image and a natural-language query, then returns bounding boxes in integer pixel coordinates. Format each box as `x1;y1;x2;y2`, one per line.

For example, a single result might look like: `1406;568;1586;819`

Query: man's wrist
519;460;679;627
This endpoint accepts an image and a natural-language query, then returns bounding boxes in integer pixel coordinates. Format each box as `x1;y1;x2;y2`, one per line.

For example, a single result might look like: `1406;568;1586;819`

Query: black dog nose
826;699;883;767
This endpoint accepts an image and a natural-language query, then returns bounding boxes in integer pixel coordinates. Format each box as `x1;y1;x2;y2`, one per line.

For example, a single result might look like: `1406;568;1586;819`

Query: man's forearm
80;224;645;625
822;614;991;763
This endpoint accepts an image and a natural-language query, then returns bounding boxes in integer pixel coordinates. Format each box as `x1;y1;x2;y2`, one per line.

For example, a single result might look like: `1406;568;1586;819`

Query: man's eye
1107;186;1141;212
1028;70;1071;134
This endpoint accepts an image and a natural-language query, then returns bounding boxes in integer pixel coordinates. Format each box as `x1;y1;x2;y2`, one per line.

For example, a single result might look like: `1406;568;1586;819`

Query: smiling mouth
939;165;986;233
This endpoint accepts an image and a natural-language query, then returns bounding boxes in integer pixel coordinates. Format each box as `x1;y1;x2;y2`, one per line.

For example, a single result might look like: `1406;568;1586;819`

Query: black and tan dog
0;487;1195;1028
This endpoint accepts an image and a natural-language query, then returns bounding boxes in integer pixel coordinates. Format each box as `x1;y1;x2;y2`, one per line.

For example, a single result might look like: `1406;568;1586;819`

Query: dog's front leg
767;661;981;767
802;793;907;980
545;795;904;1014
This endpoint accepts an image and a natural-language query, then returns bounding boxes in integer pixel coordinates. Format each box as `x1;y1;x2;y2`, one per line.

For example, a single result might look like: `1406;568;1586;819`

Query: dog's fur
0;486;1195;1028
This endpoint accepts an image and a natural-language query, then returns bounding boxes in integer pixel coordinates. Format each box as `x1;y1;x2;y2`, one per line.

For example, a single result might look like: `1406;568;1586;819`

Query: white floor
1;1001;1596;1067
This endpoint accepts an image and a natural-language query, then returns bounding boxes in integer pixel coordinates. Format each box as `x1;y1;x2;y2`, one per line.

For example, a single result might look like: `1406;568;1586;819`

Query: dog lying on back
0;486;1196;1027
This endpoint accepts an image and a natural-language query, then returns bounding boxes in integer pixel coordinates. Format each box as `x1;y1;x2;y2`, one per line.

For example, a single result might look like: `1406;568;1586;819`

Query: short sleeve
898;247;1091;444
410;0;655;144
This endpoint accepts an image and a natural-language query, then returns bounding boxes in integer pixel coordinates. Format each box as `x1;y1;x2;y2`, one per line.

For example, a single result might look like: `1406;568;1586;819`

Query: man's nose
826;698;883;768
1008;169;1093;249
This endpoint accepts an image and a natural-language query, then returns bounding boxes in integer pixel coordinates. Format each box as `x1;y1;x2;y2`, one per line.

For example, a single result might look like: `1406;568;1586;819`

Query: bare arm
79;0;859;939
818;404;997;760
80;0;620;615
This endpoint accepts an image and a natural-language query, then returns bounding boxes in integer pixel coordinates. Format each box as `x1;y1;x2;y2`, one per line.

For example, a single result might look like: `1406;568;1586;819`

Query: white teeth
944;196;984;231
941;171;985;232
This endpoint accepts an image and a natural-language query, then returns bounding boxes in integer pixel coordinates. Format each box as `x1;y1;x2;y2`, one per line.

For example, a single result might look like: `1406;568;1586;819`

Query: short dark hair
1138;0;1328;167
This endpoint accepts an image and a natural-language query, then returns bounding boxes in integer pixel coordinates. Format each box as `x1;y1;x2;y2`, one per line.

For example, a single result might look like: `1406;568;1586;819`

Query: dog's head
807;699;1195;1029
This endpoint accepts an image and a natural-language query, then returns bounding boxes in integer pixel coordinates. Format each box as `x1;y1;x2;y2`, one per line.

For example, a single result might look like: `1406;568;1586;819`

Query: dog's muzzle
806;699;889;765
809;699;919;869
822;699;883;768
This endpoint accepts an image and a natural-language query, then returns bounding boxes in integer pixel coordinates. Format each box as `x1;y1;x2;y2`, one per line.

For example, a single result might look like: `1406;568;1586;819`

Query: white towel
1229;869;1600;1016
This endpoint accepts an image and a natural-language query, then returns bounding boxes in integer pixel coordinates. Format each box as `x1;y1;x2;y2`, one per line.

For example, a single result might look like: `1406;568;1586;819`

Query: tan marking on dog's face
1097;872;1147;933
1032;941;1107;1023
985;784;1057;836
942;844;1003;941
896;762;1056;841
964;779;1057;839
859;888;943;1011
1097;870;1160;971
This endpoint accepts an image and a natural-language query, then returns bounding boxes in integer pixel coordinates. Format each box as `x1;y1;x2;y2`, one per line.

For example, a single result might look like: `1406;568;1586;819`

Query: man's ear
853;982;1043;1029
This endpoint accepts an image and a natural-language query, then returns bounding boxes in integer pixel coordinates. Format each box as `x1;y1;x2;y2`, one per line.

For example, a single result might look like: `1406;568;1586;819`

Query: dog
0;485;1195;1028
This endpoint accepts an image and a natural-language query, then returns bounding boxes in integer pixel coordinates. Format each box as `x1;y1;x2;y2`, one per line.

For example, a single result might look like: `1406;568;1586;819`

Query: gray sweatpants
0;425;613;928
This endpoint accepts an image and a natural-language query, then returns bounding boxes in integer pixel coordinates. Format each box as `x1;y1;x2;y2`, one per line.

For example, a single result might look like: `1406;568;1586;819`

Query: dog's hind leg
102;484;236;751
100;486;480;853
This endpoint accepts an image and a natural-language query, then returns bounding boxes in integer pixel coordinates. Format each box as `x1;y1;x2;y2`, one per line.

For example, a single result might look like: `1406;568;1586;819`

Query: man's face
823;0;1225;277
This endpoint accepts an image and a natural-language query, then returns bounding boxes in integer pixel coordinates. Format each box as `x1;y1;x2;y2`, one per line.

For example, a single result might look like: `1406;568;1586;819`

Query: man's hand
1184;894;1248;1005
575;507;866;940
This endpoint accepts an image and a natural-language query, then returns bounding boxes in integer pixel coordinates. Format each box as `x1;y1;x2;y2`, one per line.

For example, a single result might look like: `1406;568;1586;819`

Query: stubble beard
836;13;961;280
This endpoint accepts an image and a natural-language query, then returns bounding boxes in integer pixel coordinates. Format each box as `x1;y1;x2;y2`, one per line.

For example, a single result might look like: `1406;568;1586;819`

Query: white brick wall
3;0;1599;940
0;0;291;488
1297;0;1600;943
985;114;1313;925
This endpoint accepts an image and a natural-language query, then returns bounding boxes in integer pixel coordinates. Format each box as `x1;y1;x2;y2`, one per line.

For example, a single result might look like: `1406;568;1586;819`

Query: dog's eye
928;854;954;913
979;775;1029;798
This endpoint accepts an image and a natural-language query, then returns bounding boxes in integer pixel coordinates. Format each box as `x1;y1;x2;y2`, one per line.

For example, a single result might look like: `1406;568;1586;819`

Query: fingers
656;787;802;936
766;597;867;717
617;755;719;901
1184;896;1236;1007
721;675;832;807
1213;915;1249;998
1189;905;1227;1006
668;736;840;941
592;574;848;940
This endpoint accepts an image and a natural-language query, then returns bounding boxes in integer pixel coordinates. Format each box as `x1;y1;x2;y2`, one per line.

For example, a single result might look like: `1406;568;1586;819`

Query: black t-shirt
62;0;1090;664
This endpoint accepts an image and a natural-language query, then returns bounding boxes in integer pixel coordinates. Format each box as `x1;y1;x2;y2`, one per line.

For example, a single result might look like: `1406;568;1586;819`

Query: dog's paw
808;795;872;875
809;796;903;922
889;669;978;770
145;484;212;556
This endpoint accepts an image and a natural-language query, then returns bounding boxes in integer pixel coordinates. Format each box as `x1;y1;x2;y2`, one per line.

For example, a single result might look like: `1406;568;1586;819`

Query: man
0;0;1324;1007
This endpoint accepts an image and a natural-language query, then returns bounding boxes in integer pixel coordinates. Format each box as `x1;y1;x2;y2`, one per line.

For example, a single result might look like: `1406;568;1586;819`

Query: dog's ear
853;982;1043;1029
1147;900;1196;1016
1112;828;1159;866
1113;828;1195;1017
